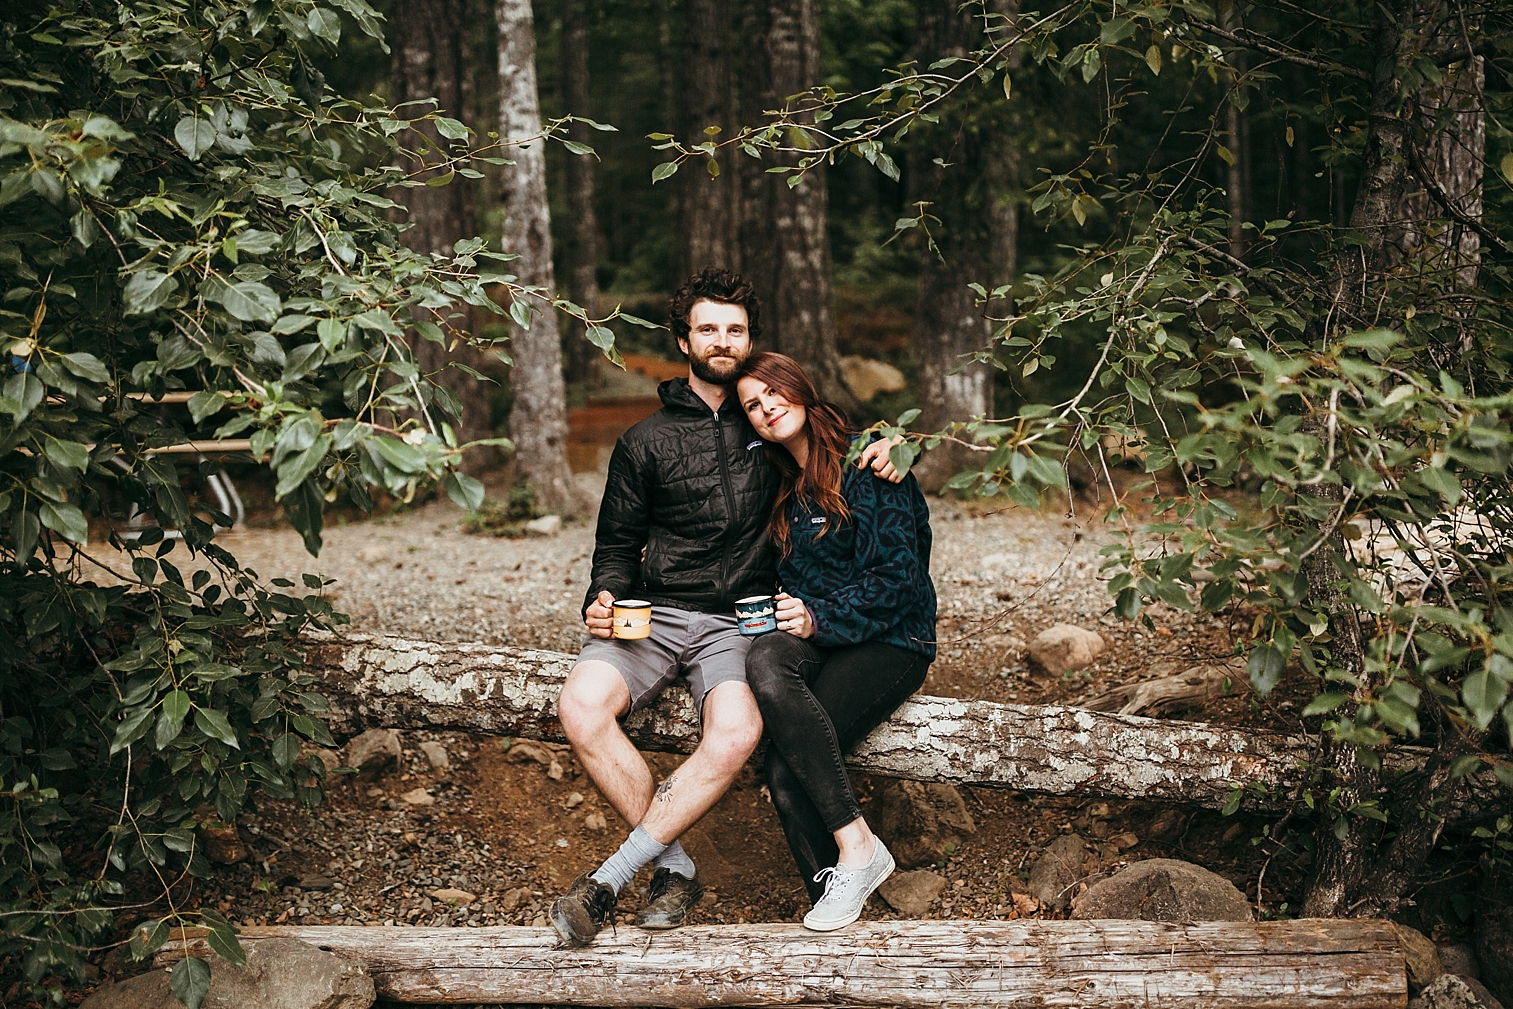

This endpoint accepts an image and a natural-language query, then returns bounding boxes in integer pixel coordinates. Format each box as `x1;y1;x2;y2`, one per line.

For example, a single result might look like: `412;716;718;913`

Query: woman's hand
775;592;815;638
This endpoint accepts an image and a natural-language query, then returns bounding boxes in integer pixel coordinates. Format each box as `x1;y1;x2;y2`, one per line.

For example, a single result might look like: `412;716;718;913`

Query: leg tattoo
654;773;678;803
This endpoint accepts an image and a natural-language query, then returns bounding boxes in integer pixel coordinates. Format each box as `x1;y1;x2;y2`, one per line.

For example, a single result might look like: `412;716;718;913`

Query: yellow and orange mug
611;599;652;640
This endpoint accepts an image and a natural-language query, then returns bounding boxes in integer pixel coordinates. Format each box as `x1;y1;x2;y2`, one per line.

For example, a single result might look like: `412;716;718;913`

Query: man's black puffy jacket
583;378;778;615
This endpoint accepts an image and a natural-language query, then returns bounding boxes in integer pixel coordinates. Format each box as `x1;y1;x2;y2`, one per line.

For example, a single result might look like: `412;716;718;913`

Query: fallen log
158;919;1406;1008
305;633;1492;814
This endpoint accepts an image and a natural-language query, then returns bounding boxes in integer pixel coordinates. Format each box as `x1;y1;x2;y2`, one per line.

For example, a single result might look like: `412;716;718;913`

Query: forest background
2;0;1513;1003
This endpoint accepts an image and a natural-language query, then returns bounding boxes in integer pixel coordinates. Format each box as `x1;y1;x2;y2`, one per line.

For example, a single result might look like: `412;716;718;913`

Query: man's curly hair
668;268;762;352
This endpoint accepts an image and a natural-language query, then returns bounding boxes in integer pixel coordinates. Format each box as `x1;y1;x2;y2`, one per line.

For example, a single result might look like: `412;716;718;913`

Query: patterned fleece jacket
777;463;937;659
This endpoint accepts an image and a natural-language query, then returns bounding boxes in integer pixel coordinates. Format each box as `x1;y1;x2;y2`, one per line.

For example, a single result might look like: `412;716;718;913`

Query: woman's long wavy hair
736;352;852;557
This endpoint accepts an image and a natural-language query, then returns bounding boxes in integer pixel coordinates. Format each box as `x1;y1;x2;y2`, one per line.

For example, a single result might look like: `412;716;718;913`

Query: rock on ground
345;729;401;774
1028;624;1107;675
877;869;946;917
1027;834;1091;911
419;741;450;770
1410;974;1506;1009
524;515;561;537
1071;858;1253;922
1395;923;1446;990
197;818;247;865
872;780;976;869
1442;943;1484;981
80;938;374;1009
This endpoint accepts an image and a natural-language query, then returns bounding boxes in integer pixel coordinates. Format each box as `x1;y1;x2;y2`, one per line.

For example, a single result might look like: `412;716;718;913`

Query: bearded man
548;268;896;945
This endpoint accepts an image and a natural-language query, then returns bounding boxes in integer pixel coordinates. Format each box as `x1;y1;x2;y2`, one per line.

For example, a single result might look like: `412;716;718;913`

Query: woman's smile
737;377;808;446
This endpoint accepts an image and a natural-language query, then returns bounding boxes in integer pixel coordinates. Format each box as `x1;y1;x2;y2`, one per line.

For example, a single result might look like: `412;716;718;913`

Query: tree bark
301;634;1495;815
909;0;994;491
559;0;601;386
740;0;858;416
1393;13;1485;289
496;0;579;515
1220;4;1249;259
675;0;741;280
389;0;499;469
988;0;1022;293
161;920;1407;1007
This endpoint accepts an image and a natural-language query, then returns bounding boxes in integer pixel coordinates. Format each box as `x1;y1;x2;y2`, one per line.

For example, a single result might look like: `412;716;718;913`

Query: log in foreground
159;919;1406;1008
308;633;1345;811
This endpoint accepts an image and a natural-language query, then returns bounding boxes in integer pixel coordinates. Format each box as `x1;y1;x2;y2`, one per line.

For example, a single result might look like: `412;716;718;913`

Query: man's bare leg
637;680;762;843
559;666;763;841
556;660;653;824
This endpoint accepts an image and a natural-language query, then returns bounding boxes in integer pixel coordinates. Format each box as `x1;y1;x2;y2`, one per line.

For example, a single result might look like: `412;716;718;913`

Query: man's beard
688;344;749;384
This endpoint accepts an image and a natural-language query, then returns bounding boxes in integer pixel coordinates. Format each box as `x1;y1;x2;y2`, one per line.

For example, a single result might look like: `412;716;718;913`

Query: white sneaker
802;839;895;932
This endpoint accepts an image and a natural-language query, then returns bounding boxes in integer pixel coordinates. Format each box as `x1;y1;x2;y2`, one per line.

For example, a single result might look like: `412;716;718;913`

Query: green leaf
60;352;109;383
433;116;470;140
1302;692;1350;716
1100;16;1135;43
205;925;247;966
651;161;679;184
273;732;300;769
1463;670;1508;730
1248;644;1286;697
189;391;227;424
194;707;240;749
170;955;212;1009
123;271;179;315
444;471;485;511
174;117;217;160
1449;754;1483;779
43;437;90;472
306;6;341;43
1081;47;1102;83
896;408;921;426
1340;329;1403;352
217;281;280;323
38;501;88;543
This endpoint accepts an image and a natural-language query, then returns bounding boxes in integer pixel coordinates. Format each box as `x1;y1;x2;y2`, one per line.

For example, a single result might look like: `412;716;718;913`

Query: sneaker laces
813;864;857;904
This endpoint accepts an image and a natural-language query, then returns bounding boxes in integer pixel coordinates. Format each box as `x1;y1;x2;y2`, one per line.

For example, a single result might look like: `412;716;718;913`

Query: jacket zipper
713;407;737;600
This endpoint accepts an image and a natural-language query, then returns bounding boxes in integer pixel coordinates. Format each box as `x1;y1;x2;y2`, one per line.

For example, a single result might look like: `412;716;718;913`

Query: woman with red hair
734;352;936;931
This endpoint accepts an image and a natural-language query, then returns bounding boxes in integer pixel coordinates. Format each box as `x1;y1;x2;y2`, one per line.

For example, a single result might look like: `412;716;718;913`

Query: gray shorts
577;606;752;719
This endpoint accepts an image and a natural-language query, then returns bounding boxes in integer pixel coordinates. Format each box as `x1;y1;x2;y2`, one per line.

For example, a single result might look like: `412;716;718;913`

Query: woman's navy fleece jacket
777;463;937;660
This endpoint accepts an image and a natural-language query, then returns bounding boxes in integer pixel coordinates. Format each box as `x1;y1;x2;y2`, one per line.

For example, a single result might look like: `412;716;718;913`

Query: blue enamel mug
735;595;778;636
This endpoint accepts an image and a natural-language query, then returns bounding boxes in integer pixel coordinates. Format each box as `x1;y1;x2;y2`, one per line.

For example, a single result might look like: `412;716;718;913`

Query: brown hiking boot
635;868;704;930
549;873;617;946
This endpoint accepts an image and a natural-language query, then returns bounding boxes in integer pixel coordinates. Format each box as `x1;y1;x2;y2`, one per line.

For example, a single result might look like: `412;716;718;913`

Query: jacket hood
658;376;738;417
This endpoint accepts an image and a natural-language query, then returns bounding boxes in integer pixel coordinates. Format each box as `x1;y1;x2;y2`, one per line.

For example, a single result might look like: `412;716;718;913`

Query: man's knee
558;661;630;741
699;683;764;767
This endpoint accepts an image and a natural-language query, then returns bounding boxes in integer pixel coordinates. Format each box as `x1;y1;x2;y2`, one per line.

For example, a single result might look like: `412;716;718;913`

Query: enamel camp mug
735;595;778;636
611;599;652;640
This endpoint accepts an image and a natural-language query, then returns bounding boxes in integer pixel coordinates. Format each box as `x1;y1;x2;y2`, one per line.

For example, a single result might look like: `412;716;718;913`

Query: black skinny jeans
746;633;930;904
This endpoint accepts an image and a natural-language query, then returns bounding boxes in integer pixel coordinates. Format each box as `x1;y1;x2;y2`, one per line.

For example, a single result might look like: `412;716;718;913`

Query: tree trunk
740;0;858;416
559;0;601;386
1302;0;1461;919
909;0;994;491
301;634;1495;815
988;0;1022;293
676;0;741;279
161;919;1408;1008
389;0;499;470
1220;4;1249;259
496;0;579;515
1392;16;1485;289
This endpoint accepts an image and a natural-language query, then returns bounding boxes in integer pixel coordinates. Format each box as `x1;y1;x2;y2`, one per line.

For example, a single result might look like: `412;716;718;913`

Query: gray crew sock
651;840;696;880
590;825;666;896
